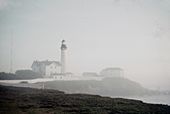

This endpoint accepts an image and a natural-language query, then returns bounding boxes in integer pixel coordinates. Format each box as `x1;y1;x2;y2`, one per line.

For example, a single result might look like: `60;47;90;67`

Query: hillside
42;77;152;96
0;85;169;114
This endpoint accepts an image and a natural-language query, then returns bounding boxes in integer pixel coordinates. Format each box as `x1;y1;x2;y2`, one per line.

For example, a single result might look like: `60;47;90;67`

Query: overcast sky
0;0;170;90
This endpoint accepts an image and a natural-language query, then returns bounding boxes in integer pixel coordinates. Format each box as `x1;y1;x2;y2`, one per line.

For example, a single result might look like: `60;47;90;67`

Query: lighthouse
60;40;67;75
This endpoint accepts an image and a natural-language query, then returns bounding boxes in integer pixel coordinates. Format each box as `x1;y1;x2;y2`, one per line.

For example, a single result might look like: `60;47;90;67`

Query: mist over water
127;95;170;105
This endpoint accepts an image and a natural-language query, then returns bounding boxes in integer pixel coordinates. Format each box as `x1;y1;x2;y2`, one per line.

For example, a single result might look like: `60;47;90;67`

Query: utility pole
10;33;13;73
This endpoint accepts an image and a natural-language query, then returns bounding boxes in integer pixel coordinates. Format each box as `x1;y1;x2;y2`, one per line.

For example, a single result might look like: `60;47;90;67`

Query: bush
0;70;43;80
15;70;43;79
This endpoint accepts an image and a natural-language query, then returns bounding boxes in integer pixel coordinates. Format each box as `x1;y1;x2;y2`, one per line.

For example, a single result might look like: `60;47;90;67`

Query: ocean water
121;95;170;105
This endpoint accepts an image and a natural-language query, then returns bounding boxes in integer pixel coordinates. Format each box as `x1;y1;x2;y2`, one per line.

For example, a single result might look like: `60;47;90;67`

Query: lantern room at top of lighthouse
61;40;67;50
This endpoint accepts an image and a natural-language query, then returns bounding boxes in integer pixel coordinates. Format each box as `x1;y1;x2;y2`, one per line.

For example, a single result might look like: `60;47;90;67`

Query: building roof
31;60;61;68
101;67;123;71
100;67;123;74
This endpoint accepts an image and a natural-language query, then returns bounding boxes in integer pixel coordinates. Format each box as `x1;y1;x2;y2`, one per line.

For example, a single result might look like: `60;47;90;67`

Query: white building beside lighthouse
31;60;61;77
100;67;124;78
31;40;68;78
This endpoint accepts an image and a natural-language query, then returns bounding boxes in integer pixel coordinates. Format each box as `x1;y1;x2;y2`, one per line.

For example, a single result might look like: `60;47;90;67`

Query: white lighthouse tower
60;40;67;75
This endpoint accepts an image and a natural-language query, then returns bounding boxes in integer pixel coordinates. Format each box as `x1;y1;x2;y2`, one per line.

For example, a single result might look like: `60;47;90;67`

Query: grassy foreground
0;85;169;114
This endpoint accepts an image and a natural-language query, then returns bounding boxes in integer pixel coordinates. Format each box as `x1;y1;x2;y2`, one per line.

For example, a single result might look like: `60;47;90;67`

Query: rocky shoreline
0;85;170;114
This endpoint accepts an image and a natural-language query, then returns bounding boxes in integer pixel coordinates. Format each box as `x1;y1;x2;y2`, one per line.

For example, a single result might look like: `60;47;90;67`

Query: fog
0;0;170;90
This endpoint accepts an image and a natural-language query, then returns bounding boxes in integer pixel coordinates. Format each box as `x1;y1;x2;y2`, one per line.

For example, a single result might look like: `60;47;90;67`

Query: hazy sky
0;0;170;90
